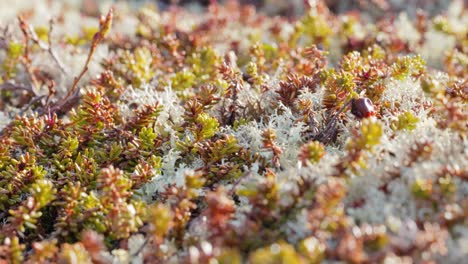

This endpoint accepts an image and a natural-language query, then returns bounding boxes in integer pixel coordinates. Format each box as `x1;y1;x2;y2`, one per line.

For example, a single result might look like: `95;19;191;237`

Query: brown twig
0;25;12;49
131;237;149;258
18;16;68;75
46;19;68;75
17;17;40;92
19;95;46;115
313;99;352;144
62;8;113;103
0;82;36;96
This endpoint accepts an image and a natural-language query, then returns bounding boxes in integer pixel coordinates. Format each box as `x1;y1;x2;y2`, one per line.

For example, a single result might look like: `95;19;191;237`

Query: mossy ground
0;0;466;263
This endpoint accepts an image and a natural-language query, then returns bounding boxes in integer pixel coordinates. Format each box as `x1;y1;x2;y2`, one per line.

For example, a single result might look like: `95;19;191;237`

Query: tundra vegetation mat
0;0;466;263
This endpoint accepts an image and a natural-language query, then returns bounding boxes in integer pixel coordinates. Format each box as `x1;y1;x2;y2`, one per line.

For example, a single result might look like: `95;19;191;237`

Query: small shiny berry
351;97;375;119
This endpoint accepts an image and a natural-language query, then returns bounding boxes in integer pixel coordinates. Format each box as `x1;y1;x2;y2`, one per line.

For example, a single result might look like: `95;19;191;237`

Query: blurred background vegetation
78;0;453;18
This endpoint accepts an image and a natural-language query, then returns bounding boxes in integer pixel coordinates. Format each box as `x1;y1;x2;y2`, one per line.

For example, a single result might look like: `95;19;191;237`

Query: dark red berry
351;97;375;119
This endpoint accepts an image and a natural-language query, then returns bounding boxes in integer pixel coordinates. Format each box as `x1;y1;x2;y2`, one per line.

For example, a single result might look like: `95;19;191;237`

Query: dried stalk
18;16;68;75
62;8;113;103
